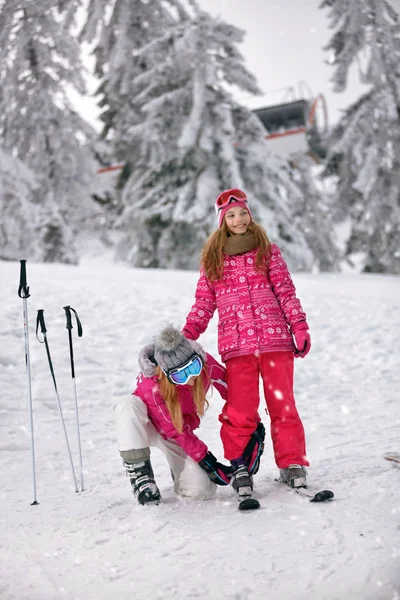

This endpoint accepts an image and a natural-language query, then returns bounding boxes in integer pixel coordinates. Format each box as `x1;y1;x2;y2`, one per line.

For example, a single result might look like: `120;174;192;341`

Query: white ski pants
113;394;216;500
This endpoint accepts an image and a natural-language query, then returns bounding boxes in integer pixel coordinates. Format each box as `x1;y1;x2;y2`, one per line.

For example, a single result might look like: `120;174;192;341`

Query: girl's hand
198;451;234;485
294;330;311;358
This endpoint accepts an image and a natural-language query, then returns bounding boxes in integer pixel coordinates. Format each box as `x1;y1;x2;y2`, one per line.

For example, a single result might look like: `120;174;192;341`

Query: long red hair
201;221;271;281
156;367;209;433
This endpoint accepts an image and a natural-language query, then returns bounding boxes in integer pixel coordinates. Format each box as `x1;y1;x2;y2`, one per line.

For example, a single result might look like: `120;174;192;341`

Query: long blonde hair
201;221;271;281
156;366;209;433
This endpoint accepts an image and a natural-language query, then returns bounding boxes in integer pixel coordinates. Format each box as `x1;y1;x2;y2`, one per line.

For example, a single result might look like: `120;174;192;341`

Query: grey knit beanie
154;326;204;372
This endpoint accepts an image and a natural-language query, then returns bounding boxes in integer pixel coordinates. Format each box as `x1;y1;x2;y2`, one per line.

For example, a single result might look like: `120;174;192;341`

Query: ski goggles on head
215;188;248;211
162;354;204;385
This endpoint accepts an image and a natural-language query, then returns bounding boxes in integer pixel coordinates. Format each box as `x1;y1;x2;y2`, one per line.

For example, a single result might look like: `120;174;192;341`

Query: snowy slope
0;257;399;600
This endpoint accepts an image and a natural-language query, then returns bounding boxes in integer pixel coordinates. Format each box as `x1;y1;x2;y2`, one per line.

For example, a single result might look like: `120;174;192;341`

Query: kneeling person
114;326;232;505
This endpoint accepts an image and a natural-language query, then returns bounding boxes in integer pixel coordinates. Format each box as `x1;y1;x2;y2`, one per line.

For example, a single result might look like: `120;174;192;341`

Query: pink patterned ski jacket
133;352;227;462
183;244;308;362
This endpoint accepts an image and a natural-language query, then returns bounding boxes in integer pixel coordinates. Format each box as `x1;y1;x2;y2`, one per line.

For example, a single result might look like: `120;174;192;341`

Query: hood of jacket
138;339;207;378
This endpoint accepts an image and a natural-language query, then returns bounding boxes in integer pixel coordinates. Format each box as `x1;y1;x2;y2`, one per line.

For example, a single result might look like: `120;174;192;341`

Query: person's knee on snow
176;458;217;500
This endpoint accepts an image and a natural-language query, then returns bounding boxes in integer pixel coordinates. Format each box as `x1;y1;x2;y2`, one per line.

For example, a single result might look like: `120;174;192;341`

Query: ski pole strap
36;310;47;342
63;306;83;337
18;259;31;299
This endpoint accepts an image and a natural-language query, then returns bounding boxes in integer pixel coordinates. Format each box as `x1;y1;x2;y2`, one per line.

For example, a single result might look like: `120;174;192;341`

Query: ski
238;497;260;510
292;488;334;503
275;479;334;503
384;452;400;465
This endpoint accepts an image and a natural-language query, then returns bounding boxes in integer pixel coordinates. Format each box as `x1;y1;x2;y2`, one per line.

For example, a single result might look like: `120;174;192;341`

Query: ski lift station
252;83;329;161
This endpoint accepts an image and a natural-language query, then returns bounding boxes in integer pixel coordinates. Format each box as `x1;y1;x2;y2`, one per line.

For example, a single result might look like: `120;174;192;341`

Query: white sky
75;0;400;129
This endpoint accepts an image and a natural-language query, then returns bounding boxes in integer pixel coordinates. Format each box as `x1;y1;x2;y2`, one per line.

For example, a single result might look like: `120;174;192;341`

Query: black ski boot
232;464;253;500
124;459;161;505
232;464;260;510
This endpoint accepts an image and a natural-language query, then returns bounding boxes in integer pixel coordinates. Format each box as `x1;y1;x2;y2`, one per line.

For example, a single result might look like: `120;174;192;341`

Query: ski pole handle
63;306;83;337
36;309;47;340
18;260;30;299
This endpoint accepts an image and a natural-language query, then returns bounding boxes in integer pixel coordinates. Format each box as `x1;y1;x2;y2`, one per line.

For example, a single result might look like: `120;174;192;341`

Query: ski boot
279;464;307;489
232;464;253;499
232;464;260;510
124;459;161;505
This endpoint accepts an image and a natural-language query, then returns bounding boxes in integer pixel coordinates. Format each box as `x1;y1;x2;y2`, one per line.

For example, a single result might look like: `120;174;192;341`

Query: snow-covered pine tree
80;0;187;162
111;3;314;270
0;0;101;263
289;153;340;271
0;148;38;260
321;0;400;274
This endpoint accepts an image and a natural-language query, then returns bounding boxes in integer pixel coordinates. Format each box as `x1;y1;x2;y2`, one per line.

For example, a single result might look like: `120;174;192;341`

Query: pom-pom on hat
153;326;206;373
215;188;252;228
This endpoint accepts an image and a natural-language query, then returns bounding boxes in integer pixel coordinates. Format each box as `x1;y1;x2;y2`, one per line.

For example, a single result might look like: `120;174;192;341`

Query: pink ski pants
219;351;309;469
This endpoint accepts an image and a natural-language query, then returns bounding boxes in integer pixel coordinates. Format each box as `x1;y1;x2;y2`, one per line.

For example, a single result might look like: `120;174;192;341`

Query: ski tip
238;498;260;511
309;490;334;503
384;453;400;464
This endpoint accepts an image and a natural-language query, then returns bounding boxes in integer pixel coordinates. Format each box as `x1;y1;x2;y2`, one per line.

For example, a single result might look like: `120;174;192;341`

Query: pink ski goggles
215;188;248;211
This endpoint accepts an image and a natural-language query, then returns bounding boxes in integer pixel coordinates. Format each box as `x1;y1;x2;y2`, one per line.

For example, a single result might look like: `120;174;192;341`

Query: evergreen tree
111;5;314;270
290;153;340;271
0;148;39;261
0;147;77;262
0;0;100;263
81;0;187;161
321;0;400;273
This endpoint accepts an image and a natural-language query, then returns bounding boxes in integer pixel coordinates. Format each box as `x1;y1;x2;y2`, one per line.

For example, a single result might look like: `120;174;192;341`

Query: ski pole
36;310;79;493
63;306;84;492
18;260;39;506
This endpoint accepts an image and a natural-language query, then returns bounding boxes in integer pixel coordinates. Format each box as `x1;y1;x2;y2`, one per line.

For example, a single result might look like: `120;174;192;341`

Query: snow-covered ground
0;257;399;600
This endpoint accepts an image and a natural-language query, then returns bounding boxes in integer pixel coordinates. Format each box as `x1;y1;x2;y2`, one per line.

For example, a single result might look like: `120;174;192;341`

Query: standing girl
114;325;233;505
182;188;311;494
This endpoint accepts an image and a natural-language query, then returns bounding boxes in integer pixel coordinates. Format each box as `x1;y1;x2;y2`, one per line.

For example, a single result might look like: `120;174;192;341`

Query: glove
293;329;311;358
198;451;234;486
181;324;198;340
242;422;265;475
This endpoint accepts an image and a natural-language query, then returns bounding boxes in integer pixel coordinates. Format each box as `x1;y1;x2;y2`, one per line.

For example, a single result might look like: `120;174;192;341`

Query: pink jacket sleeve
205;352;228;401
182;270;217;341
136;378;208;462
267;244;308;333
